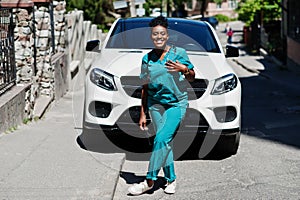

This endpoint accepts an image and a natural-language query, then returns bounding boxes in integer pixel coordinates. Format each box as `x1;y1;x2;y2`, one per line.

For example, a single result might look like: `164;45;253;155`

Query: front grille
187;79;208;100
116;106;209;133
120;76;208;100
117;106;151;124
120;76;143;99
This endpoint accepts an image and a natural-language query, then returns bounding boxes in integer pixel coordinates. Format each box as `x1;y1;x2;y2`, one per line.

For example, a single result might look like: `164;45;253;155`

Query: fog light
89;101;112;118
213;106;237;123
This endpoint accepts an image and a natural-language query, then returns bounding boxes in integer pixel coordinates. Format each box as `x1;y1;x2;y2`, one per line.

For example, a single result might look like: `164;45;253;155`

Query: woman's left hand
165;60;188;73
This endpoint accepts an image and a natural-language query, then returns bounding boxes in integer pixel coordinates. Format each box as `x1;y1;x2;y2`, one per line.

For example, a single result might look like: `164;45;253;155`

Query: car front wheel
219;131;240;155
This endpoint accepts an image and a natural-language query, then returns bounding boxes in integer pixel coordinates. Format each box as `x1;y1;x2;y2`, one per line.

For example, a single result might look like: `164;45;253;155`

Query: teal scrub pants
146;102;187;182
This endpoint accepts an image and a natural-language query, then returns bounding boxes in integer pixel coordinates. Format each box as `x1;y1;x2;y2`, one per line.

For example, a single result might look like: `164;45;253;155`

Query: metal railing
0;8;16;95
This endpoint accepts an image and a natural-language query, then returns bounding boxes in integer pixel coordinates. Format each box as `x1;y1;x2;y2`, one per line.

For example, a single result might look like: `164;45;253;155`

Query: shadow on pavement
220;21;300;150
239;73;300;149
119;171;167;196
77;127;233;161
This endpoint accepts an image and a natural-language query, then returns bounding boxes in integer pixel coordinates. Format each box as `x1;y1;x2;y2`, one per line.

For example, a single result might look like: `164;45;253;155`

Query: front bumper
84;75;241;135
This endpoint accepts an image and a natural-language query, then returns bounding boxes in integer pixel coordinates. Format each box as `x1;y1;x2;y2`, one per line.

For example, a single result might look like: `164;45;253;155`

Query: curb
259;48;284;68
112;155;126;199
232;58;271;79
232;58;260;74
231;47;287;80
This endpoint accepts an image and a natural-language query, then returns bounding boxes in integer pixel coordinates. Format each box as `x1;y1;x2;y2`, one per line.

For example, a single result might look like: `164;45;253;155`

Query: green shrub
23;118;31;124
214;14;230;22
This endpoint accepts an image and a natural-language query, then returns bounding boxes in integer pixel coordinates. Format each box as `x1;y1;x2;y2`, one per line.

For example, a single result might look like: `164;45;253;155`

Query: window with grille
228;0;237;9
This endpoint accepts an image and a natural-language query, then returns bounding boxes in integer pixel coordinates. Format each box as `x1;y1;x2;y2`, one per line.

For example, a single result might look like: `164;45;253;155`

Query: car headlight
90;68;117;91
211;73;237;95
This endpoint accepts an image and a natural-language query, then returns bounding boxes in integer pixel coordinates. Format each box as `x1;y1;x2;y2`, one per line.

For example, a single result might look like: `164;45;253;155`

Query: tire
214;131;240;156
224;131;240;155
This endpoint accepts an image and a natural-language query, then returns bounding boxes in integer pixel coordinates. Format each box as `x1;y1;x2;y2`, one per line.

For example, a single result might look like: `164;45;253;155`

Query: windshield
106;19;221;53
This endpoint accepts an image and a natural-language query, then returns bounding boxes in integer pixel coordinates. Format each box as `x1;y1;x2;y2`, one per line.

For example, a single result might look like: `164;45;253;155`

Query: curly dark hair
149;16;168;28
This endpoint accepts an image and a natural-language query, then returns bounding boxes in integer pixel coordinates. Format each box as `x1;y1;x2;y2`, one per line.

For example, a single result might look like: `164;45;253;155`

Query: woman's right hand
139;114;148;131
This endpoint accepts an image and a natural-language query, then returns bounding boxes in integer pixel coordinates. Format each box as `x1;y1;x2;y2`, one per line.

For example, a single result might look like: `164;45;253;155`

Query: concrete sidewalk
0;79;125;199
232;48;300;93
219;21;300;93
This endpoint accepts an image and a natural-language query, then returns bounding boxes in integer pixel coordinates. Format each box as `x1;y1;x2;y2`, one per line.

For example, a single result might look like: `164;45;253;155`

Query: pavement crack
233;178;256;189
0;134;51;183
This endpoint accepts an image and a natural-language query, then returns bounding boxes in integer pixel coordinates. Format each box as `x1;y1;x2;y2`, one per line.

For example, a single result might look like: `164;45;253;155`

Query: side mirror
225;45;239;58
86;40;101;52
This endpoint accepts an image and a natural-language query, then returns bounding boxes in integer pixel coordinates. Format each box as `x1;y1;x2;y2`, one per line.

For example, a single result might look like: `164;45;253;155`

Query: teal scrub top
140;46;194;106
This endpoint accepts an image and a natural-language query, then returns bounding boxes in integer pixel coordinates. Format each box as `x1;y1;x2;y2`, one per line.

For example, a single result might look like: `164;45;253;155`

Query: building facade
282;0;300;70
188;0;239;18
205;0;238;18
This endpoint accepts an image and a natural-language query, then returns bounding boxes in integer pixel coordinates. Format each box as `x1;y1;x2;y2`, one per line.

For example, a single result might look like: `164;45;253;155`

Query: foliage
23;118;31;124
143;0;162;16
147;0;163;9
236;0;281;26
214;14;230;22
65;0;203;30
65;0;114;31
5;126;17;134
210;0;223;5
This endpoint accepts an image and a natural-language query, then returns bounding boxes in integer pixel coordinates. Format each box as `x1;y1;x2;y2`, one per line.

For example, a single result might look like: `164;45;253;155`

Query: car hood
90;49;234;81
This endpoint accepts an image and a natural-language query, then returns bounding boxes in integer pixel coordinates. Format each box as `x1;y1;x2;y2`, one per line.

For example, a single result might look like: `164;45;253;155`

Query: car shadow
222;23;300;151
239;70;300;150
76;127;232;161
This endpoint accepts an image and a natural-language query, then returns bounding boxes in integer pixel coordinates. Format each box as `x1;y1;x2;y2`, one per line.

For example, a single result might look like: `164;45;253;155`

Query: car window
106;21;153;49
106;19;220;53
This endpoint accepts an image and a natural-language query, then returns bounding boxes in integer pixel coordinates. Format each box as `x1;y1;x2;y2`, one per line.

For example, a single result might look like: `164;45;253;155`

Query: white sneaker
164;180;176;194
128;180;153;195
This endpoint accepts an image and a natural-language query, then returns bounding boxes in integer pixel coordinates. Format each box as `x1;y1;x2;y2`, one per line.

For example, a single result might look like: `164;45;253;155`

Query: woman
128;16;195;195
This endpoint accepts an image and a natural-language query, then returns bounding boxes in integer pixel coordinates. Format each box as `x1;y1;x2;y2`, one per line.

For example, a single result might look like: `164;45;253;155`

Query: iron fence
0;8;15;95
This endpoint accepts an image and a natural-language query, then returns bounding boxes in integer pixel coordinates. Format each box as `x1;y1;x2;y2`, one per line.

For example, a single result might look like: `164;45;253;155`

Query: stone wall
13;1;67;119
0;84;31;133
13;8;36;119
0;0;103;134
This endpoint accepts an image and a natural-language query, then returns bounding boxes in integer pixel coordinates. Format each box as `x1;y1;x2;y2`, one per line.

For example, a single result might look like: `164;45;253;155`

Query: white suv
84;18;241;156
